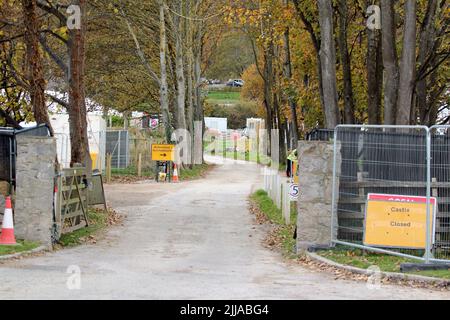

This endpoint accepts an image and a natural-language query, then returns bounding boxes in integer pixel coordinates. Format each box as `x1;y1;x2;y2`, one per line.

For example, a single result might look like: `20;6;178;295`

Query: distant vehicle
226;79;244;87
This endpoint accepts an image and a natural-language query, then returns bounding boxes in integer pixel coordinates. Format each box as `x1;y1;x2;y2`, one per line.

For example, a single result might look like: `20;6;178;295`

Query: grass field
205;90;241;105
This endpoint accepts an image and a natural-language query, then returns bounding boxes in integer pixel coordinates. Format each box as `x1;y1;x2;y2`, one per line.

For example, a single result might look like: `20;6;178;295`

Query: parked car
226;79;244;87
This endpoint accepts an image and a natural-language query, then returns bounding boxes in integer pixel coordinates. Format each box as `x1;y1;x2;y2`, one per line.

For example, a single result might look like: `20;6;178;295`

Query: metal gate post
425;127;432;264
117;131;121;168
330;127;338;243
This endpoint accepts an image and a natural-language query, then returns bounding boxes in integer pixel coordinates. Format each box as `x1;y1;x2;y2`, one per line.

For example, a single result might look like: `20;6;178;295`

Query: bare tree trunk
282;0;299;145
337;0;355;124
192;15;204;164
318;0;340;129
396;0;417;125
159;1;171;142
263;47;274;147
273;92;286;164
186;0;194;167
22;0;53;134
68;0;90;170
366;0;383;125
174;2;187;131
380;0;399;125
417;0;438;124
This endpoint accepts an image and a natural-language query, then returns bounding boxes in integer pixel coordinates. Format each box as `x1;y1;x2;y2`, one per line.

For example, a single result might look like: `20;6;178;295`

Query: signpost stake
137;153;142;177
106;153;112;184
282;182;291;225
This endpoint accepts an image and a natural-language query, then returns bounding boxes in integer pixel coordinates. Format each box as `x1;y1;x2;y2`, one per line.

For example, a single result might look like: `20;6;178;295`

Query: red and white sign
366;193;438;245
367;193;437;206
150;118;159;129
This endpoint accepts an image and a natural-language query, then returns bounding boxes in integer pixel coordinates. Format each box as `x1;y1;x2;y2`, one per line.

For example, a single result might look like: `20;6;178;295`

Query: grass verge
316;247;450;280
0;240;40;256
179;163;213;181
58;208;122;247
249;190;297;258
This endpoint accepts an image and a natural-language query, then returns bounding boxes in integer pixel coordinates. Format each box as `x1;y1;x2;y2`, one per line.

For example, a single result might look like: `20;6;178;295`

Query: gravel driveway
0;157;447;299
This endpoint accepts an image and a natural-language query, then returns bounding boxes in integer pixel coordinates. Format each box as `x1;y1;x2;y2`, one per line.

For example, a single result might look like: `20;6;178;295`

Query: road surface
0;157;447;299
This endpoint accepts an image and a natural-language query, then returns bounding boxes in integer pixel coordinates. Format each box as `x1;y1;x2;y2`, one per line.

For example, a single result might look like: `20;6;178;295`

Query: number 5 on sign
289;184;299;202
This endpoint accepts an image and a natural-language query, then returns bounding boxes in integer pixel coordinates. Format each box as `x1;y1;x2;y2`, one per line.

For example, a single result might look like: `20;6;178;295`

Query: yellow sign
364;196;435;249
151;144;175;161
292;161;299;184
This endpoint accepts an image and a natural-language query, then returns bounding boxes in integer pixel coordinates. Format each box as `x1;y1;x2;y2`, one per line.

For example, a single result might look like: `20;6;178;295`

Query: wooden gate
55;167;89;237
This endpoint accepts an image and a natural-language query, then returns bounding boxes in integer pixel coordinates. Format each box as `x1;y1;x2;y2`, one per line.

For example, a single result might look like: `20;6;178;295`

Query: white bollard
276;175;282;209
270;170;276;201
282;181;291;225
263;168;268;191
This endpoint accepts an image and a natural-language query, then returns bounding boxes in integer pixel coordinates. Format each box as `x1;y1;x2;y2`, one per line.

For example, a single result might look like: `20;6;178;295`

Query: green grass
317;248;415;272
251;190;285;225
317;247;450;279
0;240;40;256
206;90;241;105
250;190;298;258
58;209;108;247
179;163;211;180
206;138;273;166
410;270;450;279
111;166;154;177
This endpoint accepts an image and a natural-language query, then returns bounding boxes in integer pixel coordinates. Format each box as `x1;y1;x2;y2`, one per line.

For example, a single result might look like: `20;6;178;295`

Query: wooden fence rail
55;167;89;238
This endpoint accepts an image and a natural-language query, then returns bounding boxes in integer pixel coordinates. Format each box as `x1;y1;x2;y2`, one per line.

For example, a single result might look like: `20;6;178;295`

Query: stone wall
296;141;341;250
14;135;56;246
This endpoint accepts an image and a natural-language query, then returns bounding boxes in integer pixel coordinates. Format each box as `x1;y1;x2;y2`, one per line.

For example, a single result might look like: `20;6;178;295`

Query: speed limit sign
289;184;299;201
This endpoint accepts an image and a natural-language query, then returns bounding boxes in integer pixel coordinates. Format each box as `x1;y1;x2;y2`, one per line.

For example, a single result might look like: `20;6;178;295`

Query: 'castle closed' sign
363;194;437;249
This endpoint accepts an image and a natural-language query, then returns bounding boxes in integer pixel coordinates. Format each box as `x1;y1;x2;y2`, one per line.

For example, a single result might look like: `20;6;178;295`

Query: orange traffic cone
0;196;16;245
172;164;179;183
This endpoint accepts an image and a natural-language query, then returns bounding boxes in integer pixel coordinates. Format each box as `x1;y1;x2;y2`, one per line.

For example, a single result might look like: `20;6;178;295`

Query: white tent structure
21;91;110;169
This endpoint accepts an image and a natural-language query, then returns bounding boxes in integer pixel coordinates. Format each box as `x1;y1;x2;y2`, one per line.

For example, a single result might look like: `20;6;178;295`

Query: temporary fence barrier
331;125;450;264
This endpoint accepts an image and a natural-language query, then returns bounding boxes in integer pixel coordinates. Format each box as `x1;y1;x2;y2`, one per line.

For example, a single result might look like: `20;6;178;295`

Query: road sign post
152;144;175;183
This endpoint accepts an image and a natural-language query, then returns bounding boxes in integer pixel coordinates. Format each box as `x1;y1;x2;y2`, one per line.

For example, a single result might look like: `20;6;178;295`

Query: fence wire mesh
332;125;434;261
430;126;450;262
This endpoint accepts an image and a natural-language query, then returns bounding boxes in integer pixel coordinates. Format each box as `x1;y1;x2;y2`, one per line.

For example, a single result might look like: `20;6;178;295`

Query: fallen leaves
105;206;124;226
109;175;154;184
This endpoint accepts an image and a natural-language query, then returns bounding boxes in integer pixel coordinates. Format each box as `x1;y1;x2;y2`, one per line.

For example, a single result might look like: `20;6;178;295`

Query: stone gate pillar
14;135;56;247
296;141;341;251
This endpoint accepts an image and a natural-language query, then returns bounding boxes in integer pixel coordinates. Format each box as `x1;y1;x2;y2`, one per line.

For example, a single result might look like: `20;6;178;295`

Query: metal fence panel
430;125;450;262
331;125;433;262
105;130;130;169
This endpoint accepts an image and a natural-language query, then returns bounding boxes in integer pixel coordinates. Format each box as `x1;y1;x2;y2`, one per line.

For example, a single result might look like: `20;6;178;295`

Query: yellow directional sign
151;144;175;161
364;195;436;249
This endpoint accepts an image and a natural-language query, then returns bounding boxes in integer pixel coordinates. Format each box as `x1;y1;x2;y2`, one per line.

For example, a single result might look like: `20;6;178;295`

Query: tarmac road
0;157;448;299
